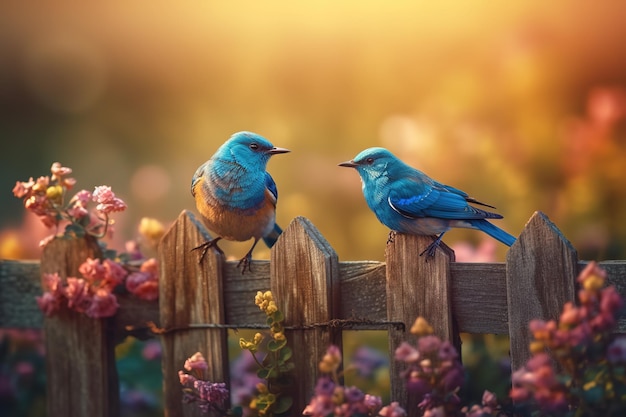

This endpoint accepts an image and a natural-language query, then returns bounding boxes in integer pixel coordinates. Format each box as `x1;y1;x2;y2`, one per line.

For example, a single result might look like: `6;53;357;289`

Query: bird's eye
249;143;259;150
366;157;374;164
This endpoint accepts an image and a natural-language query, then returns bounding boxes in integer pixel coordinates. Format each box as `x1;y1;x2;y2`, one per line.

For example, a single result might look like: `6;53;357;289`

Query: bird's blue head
216;131;290;169
338;147;403;182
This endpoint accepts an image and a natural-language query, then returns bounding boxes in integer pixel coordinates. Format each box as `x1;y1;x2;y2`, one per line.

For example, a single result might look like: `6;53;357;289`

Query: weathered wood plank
451;263;509;334
506;211;578;370
271;216;341;415
338;261;387;323
385;233;456;417
0;259;41;328
4;259;626;334
159;210;229;417
40;236;119;417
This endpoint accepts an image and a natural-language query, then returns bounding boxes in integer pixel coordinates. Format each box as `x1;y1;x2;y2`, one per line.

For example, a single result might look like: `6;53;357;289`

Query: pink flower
379;402;407;417
36;292;61;316
142;340;162;361
12;179;34;198
85;288;119;318
93;186;127;214
67;204;89;219
41;272;63;294
79;258;106;282
102;259;128;290
482;390;497;408
126;262;159;301
70;189;92;204
50;162;72;180
303;395;335;417
64;278;92;313
179;370;197;386
184;352;208;371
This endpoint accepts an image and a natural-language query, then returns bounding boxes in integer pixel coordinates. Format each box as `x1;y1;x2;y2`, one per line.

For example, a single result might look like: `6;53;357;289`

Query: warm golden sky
2;2;626;261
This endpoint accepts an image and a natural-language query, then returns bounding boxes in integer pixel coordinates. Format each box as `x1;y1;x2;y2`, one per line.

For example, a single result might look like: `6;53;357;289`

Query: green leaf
273;396;293;414
257;368;270;379
268;339;287;352
279;346;293;362
272;310;285;322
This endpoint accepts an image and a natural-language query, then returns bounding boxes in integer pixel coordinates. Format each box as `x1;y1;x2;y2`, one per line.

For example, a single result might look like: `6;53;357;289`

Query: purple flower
607;337;626;364
314;376;335;396
417;335;442;355
343;386;365;404
395;341;420;363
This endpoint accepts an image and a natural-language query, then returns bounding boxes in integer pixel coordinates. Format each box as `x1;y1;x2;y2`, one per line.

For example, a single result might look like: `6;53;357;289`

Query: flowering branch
13;162;126;246
15;162;163;319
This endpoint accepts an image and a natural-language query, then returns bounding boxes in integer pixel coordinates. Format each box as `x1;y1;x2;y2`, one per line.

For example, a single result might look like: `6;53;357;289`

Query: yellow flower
253;332;264;345
255;290;274;313
266;301;278;315
273;332;285;341
46;185;63;202
410;317;434;336
138;217;165;243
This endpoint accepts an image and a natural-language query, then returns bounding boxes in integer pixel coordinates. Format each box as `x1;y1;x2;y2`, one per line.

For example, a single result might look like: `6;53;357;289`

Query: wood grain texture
385;233;456;417
506;211;578;370
270;216;341;415
39;236;119;417
451;262;509;334
159;210;229;417
0;259;41;328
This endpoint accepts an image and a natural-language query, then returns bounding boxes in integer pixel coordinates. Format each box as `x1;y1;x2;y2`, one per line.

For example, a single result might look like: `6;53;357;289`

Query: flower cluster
179;352;230;416
395;317;498;417
239;290;294;416
13;162;126;246
511;261;626;415
15;163;162;318
37;254;159;318
303;345;385;417
181;291;294;416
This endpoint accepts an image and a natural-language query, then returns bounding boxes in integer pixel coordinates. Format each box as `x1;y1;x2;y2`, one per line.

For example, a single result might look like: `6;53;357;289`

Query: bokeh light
2;1;626;261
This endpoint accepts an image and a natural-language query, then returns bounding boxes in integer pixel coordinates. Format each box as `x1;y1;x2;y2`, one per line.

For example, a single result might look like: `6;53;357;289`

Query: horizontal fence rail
1;210;626;417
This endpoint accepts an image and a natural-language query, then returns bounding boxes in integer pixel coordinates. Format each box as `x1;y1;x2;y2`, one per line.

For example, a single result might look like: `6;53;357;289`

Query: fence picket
159;210;230;417
506;211;578;370
5;212;626;416
385;233;456;417
40;236;119;417
270;216;341;415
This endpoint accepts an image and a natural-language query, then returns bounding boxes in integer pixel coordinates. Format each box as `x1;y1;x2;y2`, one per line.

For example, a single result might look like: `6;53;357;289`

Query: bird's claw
386;231;397;245
419;243;439;259
237;254;253;274
191;238;224;264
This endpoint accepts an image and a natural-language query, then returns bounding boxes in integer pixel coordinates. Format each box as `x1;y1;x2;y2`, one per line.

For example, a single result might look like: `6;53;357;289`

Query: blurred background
2;1;626;262
2;1;626;415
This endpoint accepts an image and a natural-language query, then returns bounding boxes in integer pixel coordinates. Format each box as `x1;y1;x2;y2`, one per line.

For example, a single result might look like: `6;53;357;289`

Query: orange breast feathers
193;176;276;242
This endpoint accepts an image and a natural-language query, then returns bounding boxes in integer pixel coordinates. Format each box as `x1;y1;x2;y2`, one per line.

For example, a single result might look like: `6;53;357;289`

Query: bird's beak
268;147;290;155
338;160;358;168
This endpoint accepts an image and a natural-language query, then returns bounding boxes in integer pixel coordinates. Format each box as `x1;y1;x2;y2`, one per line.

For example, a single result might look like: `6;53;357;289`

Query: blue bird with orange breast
339;147;515;256
191;131;289;272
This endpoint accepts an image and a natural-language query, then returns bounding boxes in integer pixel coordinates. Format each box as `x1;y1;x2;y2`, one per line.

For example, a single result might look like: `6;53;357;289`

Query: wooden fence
1;210;626;417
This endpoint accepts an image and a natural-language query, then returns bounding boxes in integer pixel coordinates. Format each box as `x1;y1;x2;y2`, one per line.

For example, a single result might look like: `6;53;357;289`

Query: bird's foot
191;237;223;264
386;230;397;245
419;234;444;259
419;242;439;258
237;253;253;274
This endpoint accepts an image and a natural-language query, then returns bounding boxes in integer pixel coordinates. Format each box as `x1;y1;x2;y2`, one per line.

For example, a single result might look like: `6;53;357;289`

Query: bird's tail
263;223;283;248
469;219;516;247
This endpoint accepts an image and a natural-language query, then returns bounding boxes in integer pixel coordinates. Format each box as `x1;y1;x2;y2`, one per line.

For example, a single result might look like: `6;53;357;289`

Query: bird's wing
264;172;278;205
388;177;499;220
190;163;207;197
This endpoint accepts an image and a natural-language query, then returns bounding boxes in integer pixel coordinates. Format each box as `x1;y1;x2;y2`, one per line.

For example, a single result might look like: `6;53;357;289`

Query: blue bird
191;131;289;272
339;147;515;256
